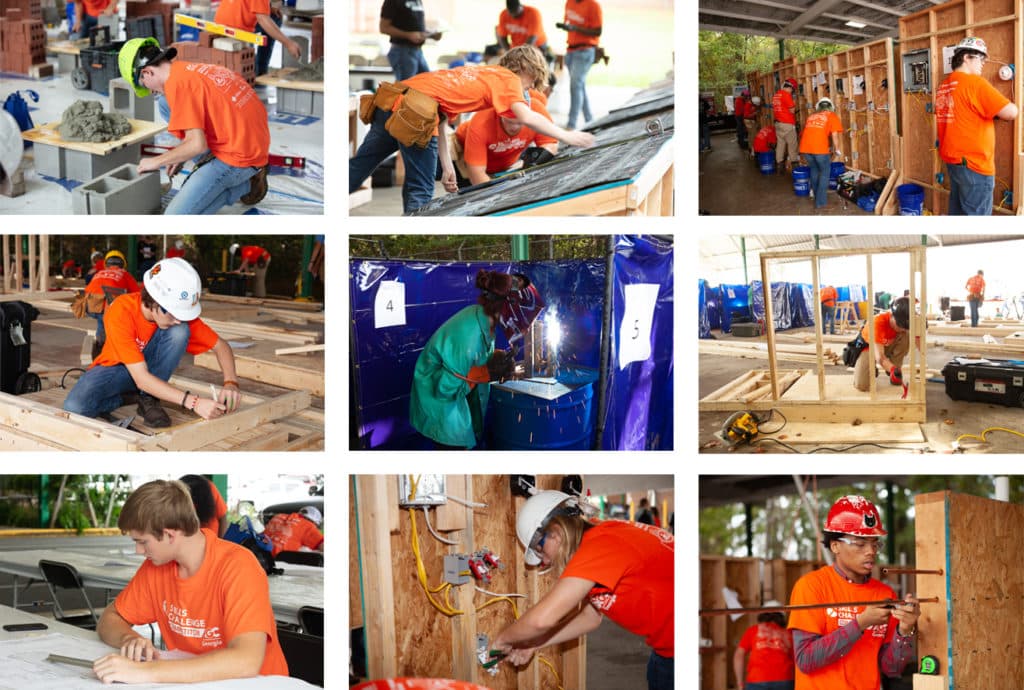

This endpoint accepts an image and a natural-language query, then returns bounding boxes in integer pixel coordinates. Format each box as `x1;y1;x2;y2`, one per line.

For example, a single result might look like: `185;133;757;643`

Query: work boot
241;164;269;205
137;393;170;428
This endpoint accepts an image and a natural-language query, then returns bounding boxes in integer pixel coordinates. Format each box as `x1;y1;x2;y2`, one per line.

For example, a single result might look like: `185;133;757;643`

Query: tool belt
359;82;440;149
841;332;868;368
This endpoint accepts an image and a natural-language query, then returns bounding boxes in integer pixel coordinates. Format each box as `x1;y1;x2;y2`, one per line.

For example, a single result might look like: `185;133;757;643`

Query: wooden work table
22;118;167;182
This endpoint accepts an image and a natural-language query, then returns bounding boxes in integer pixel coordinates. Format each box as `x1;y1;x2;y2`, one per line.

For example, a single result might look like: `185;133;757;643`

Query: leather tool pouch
385;85;440;149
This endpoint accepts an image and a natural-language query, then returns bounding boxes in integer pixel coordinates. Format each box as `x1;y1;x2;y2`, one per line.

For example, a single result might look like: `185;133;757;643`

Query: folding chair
297;605;323;638
276;551;323;567
37;560;99;630
277;626;324;687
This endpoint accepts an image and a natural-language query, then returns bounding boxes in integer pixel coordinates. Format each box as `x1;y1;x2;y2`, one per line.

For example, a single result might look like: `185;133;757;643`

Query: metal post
511;236;529;260
39;475;50;528
299;235;314;299
778;38;785;62
127;236;138;277
741;236;748;285
885;481;895;565
745;503;754;557
592;235;616;449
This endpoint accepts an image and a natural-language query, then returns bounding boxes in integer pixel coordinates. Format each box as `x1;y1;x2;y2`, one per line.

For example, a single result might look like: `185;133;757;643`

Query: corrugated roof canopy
699;0;944;45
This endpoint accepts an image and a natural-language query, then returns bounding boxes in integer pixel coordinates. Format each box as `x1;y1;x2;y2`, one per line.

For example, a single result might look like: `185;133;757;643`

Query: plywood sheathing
915;491;1024;688
897;0;1022;215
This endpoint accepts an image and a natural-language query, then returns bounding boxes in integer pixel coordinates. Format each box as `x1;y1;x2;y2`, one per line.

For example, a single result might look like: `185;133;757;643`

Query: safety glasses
836;536;884;552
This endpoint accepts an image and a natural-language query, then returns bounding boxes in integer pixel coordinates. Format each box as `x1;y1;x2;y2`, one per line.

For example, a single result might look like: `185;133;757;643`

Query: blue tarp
350;236;672;450
707;285;722;331
698;279;711;339
602;235;673;451
790;283;815;328
719;283;750;333
750;280;793;330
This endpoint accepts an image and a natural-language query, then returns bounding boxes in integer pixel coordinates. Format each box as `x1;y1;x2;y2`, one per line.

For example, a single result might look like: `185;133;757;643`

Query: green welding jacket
410;304;495;448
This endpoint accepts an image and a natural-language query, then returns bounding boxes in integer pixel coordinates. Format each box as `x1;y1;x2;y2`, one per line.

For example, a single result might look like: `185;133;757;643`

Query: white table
0;605;318;688
0;548;323;625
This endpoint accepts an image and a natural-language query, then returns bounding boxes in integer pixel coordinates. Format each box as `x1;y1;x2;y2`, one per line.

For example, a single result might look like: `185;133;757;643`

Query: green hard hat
118;37;177;98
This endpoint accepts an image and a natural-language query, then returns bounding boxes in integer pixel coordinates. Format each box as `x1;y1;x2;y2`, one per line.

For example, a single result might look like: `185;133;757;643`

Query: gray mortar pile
284;57;325;82
59;100;132;142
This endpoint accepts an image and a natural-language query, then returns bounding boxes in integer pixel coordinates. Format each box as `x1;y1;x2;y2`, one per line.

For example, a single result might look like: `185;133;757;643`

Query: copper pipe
881;567;943;575
699;596;940;617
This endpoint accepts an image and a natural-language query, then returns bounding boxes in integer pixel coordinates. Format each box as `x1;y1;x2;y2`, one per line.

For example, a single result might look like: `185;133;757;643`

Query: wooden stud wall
353;475;580;689
914;491;1024;689
795;56;831;116
897;0;1022;215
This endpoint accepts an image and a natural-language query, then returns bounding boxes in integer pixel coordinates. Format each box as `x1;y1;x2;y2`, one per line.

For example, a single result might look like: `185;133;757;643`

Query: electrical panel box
902;49;931;93
444;553;471;585
397;475;447;506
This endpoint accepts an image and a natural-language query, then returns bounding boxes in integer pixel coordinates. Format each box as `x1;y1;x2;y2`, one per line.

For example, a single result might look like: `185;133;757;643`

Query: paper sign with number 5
618;283;660;368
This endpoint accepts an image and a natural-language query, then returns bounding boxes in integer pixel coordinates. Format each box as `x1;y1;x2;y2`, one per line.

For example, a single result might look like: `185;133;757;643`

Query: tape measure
920;655;939;675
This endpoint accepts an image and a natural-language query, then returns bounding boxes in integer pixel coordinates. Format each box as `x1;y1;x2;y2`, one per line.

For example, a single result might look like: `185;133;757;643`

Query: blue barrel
757;152;776;175
897;183;924;215
792;166;810;196
828;161;846;190
487;383;595;450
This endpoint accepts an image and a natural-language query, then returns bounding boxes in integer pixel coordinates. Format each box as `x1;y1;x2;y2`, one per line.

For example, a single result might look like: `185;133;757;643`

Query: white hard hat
816;97;834;110
144;257;202;321
516;490;580;566
0;111;22;197
229;243;240;254
954;36;988;57
175;239;185;250
299;506;322;526
751;96;761;106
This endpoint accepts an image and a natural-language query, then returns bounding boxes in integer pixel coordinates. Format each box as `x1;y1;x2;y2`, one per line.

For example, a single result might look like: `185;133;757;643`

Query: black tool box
72;26;125;95
941;357;1024;407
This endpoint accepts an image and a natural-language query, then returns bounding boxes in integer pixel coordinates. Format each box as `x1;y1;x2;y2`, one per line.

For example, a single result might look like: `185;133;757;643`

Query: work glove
889;367;903;385
486;349;516;382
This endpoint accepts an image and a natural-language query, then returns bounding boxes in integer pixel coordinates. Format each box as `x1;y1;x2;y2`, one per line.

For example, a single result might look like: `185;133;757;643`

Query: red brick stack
171;33;255;85
0;8;46;75
127;0;177;47
311;14;323;62
0;0;41;19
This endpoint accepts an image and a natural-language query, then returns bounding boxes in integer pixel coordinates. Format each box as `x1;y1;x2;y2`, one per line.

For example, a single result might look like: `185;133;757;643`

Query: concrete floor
699;129;873;216
585;616;651;689
699;327;1024;453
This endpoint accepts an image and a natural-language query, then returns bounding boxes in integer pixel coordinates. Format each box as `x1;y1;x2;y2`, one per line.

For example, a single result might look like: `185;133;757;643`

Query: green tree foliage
349;236;610;261
0;475;131;531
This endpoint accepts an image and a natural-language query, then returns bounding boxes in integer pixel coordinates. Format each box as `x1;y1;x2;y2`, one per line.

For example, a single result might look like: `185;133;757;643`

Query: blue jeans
646;651;673;690
74;12;98;39
805;153;831;207
387;43;430;82
255;12;282;77
969;297;981;327
822;304;836;334
565;47;595;129
63;322;190;418
946;162;994;215
735;116;748;147
88;312;105;345
747;682;794;690
349;107;439;214
165;156;259;215
700;121;710;151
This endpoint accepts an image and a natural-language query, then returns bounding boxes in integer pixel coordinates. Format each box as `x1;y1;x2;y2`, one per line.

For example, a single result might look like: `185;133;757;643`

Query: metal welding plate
491;379;575;401
397;475;447;506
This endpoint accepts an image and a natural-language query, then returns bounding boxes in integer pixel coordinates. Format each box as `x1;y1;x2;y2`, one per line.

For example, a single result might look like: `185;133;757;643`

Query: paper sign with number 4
618;283;660;369
374;280;406;328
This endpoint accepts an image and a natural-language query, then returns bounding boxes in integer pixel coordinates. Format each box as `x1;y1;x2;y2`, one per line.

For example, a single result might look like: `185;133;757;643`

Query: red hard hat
785;78;798;90
824;495;887;537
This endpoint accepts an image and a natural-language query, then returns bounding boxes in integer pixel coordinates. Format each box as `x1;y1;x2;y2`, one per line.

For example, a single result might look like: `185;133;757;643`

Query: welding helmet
824;495;887;537
890;296;910;329
517;490;583;566
784;77;798;90
299;506;323;527
143;257;202;321
104;250;127;268
954;36;988;58
119;37;177;98
497;273;545;343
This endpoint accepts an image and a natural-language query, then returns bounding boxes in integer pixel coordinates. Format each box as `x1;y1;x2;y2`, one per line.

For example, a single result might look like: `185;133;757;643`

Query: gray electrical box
397;475;447;506
444;553;471;585
902;49;931;93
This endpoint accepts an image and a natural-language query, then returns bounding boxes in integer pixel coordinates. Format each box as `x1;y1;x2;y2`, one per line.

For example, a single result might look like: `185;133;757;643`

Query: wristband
222;380;239;388
181;390;191;409
188;394;198;411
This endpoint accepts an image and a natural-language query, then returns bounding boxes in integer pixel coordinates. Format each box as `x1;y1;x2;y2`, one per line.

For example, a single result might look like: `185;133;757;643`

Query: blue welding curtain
790;283;815;328
601;235;674;451
750;280;792;330
707;285;722;331
350;257;605;449
698;279;711;339
719;283;749;333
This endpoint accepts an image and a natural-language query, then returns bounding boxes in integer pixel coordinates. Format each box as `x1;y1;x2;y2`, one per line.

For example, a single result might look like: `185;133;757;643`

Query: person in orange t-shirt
454;88;558;186
852;296;916;392
264;506;324;556
557;0;602;129
83;250;140;358
180;475;229;537
734;608;794;690
215;0;302;70
497;0;548;53
773;78;799;173
494;491;674;690
819;284;838;335
64;258;241;429
788;495;919;690
964;269;986;326
73;0;117;39
350;45;594;214
94;479;288;684
120;40;272;215
799;98;844;209
936;37;1018;215
752;126;777;154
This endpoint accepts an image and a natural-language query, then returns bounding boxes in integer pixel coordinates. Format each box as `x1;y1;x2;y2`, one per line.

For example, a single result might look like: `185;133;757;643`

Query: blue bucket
792;166;810;196
757;152;776;175
829;161;846;190
487;382;595;450
897;183;924;215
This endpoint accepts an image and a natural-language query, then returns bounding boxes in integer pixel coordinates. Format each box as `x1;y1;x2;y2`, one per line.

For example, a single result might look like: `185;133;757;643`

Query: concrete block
277;87;318;117
71;163;161;214
65;144;140;182
282;35;308;69
212;37;243;52
109;77;154;120
312;91;323;118
32;141;65;178
57;52;77;72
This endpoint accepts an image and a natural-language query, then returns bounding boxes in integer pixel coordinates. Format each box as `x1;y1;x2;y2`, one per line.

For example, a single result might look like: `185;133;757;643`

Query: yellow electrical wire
537;655;566;690
475;596;520;619
408;474;463;616
955;427;1024;447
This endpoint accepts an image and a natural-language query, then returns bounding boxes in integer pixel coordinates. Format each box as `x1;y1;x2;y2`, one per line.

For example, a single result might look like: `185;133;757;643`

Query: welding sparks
545;310;562;352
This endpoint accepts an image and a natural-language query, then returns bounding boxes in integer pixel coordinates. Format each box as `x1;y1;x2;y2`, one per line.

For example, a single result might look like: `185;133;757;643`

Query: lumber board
940;340;1024;355
700;557;727;690
21;119;167;155
201;318;320;344
200;292;324;311
0;392;141;450
928;324;1021;336
193;351;324;397
349;479;363;629
356;476;398;679
254;67;325;92
274;343;326;356
761;422;925;444
259;308;325;325
700;369;807;403
0;426;75;450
